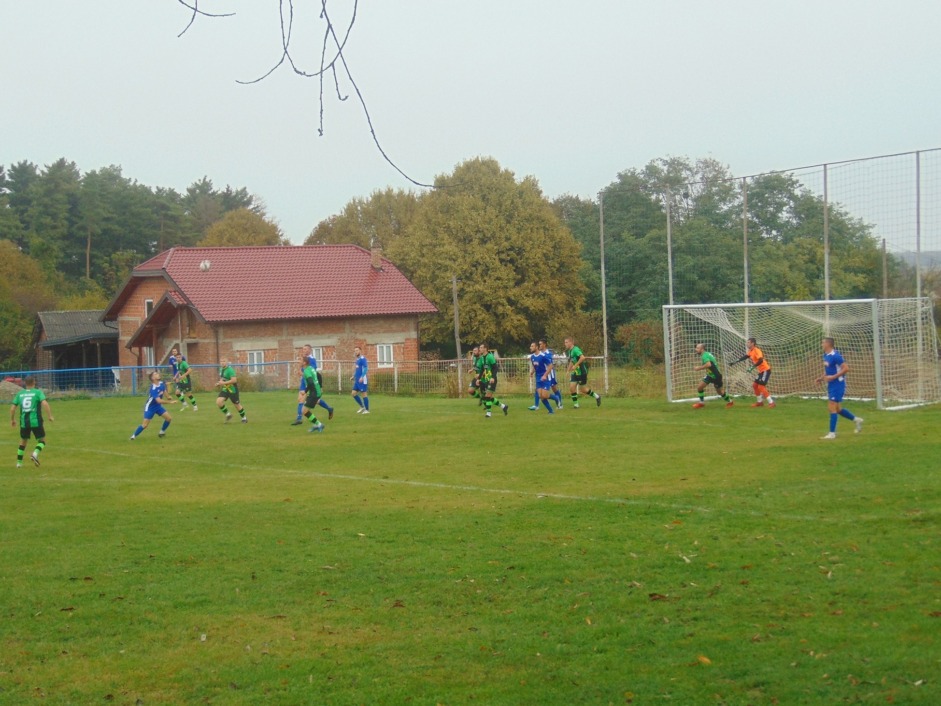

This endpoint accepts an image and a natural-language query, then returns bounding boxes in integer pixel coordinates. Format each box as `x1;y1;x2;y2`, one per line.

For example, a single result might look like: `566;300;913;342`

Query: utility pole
452;276;463;394
599;191;609;391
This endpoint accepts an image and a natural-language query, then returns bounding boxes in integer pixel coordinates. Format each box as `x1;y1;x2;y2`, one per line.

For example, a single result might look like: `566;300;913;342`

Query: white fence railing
2;357;606;398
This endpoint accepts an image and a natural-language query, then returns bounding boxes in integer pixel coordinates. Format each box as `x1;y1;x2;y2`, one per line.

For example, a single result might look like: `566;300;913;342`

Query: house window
376;344;394;369
310;347;324;367
145;299;154;317
247;350;264;374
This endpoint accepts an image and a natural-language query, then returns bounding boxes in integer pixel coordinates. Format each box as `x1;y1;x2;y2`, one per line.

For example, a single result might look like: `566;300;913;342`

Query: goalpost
662;298;941;410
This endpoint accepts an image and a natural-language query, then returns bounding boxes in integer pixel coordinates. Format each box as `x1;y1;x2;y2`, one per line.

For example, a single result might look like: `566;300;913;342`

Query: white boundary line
19;445;884;525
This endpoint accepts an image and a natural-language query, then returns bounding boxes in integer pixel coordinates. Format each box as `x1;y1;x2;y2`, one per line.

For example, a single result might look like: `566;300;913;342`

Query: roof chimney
371;246;383;271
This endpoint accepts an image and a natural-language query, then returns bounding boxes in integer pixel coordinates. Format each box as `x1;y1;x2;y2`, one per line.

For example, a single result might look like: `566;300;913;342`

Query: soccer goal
662;298;941;410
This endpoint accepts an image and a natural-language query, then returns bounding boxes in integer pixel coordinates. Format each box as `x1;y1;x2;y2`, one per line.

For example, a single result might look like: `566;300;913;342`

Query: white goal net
662;298;941;410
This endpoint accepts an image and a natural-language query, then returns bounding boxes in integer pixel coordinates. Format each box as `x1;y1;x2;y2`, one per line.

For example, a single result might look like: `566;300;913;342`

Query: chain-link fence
601;148;941;330
775;149;941;298
2;357;618;399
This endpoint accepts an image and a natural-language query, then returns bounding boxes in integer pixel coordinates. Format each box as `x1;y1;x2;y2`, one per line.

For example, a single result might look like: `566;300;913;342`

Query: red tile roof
123;245;437;323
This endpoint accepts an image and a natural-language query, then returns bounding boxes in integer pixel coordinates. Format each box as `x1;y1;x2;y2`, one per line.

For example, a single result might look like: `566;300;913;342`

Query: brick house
101;245;438;381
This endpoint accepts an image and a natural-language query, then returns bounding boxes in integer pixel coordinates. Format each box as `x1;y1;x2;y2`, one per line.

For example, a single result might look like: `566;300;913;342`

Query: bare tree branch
179;0;433;188
176;0;235;38
237;0;357;84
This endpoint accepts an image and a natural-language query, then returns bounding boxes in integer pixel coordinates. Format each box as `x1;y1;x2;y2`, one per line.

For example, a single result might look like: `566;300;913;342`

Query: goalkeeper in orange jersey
731;337;776;408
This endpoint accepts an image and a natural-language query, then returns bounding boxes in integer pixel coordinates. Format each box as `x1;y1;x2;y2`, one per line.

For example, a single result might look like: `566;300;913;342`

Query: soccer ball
199;260;211;271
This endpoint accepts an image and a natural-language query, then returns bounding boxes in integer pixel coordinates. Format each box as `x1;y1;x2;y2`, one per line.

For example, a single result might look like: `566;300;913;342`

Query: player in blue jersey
530;342;556;414
528;342;542;410
168;348;180;378
815;337;863;440
292;344;335;425
540;339;564;408
130;371;175;439
351;346;370;414
168;347;182;404
468;345;483;403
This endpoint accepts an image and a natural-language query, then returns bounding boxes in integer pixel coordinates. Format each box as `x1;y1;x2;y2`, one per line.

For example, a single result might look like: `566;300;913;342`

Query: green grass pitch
2;392;939;704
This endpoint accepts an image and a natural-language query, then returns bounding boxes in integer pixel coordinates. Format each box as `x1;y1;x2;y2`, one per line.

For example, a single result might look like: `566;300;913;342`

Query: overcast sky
2;1;939;245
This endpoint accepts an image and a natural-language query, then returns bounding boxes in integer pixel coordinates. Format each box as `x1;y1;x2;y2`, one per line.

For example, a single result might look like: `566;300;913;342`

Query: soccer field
2;393;939;704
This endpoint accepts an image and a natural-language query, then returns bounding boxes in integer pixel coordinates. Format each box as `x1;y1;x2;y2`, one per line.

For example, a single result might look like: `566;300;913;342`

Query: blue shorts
536;377;553;391
827;380;846;403
353;381;368;393
144;403;167;420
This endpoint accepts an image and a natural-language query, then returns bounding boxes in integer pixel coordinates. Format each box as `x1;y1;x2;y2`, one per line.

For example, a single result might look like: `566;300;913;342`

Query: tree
552;195;602;311
389;158;586;352
546;311;604;362
4;160;40;249
153;187;188;251
199;208;287;246
26;159;82;275
183;177;255;243
306;188;420;250
0;240;57;370
76;165;137;280
614;320;664;365
101;250;142;294
0;202;25;247
57;279;110;310
0;165;26;248
563;156;890;335
2;157;271;298
745;174;884;301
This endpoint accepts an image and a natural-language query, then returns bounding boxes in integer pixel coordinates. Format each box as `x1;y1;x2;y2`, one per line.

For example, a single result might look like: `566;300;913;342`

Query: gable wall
115;278;174;367
35;331;52;370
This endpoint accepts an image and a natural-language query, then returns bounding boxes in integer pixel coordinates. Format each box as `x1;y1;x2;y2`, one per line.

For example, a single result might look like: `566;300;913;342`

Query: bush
614;320;664;364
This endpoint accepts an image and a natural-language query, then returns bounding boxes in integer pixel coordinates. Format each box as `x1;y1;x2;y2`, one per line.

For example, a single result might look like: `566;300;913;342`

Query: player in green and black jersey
476;343;509;418
692;343;733;409
564;337;601;408
215;359;247;423
300;354;326;433
10;376;54;467
174;356;198;410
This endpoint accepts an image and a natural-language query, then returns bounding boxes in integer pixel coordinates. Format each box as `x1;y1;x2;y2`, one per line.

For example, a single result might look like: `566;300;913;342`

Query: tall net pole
452;276;463;394
599;191;610;391
916;151;923;300
915;152;924;401
823;164;831;334
665;187;675;307
742;178;750;305
823;164;831;302
742;178;750;338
